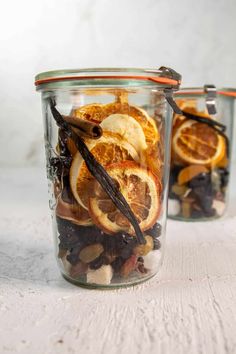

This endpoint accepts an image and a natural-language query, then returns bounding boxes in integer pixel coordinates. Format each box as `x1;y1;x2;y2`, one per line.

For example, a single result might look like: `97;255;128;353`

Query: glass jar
168;87;235;221
35;67;181;288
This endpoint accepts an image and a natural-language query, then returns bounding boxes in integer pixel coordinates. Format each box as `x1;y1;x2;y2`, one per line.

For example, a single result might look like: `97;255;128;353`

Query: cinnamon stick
63;115;102;139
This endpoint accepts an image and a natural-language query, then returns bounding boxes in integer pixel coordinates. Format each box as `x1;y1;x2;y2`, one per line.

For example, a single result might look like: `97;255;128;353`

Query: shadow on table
0;237;81;291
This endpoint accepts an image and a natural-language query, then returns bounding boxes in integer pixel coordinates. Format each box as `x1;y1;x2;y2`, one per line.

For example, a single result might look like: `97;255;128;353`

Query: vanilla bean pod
182;111;226;131
49;98;146;245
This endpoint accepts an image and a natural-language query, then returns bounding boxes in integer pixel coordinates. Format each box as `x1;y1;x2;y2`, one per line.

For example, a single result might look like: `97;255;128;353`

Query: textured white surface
1;167;236;354
0;0;236;166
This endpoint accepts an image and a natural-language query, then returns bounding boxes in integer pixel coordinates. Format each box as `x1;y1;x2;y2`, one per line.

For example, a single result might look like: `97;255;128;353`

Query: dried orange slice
177;165;209;185
216;151;228;168
173;99;210;131
72;101;159;147
88;161;161;235
72;103;105;123
172;120;226;166
70;132;139;209
173;99;196;129
141;144;162;177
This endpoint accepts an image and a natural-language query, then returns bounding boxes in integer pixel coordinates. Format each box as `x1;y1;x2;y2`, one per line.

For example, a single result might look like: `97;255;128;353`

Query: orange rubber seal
35;75;180;87
218;90;236;97
175;90;236;97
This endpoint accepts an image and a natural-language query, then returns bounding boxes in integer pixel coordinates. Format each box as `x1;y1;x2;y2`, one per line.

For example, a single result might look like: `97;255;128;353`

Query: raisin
146;223;162;238
57;218;104;248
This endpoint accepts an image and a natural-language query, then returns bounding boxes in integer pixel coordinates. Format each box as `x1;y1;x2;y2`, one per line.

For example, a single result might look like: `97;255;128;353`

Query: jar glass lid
35;67;181;91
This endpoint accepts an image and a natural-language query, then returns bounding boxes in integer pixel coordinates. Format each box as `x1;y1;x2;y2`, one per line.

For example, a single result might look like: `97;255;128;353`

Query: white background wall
0;0;236;166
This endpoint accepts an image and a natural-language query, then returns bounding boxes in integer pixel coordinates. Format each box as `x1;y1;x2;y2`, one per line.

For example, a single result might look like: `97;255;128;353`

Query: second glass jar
168;87;235;221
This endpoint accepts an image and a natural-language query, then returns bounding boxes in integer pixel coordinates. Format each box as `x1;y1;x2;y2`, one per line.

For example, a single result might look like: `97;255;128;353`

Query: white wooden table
0;167;236;354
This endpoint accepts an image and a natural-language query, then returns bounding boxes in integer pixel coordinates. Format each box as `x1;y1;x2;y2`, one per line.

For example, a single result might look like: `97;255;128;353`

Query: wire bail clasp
163;88;182;114
204;84;217;115
158;66;182;114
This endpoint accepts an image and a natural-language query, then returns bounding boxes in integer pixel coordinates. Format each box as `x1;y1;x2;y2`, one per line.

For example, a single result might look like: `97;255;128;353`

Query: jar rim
175;87;236;98
35;67;181;90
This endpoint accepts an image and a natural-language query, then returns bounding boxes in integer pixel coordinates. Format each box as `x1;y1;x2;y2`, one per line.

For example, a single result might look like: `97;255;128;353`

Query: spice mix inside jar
35;67;181;288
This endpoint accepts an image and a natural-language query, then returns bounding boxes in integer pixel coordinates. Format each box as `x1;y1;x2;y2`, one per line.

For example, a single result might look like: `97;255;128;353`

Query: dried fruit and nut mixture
49;91;164;286
168;100;229;220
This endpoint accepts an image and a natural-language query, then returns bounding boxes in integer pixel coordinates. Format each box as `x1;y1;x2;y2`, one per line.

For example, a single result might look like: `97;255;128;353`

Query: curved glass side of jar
168;90;234;221
41;87;173;288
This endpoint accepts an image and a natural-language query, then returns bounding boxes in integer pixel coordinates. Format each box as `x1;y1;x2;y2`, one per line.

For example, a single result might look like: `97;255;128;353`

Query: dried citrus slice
67;137;77;156
216;151;228;168
172;120;226;166
100;114;147;152
141;144;162;177
70;132;139;209
100;112;163;176
72;101;159;147
173;99;210;131
177;165;209;185
56;195;92;226
72;103;105;123
172;99;195;129
88;161;161;235
123;104;159;146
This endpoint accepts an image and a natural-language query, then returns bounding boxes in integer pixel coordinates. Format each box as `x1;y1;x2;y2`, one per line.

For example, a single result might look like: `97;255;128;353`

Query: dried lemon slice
100;113;147;153
88;161;161;235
